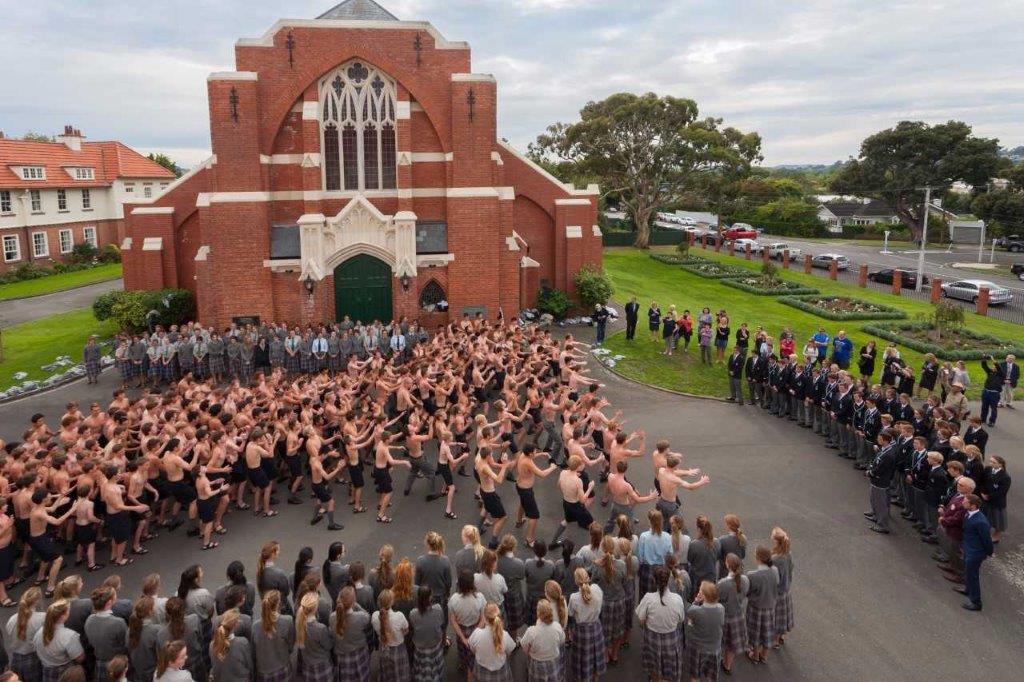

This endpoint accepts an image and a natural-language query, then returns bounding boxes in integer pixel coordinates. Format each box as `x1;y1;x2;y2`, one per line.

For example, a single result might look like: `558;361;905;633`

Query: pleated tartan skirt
412;643;445;681
642;627;681;681
333;648;369;682
746;604;775;648
569;620;606;680
775;592;794;634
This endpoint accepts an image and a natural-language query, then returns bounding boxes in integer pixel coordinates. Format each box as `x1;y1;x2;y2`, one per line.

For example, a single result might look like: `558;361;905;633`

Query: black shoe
327;523;344;531
863;512;876;519
961;602;982;611
311;513;324;526
287;495;302;505
953;586;968;595
548;540;562;550
726;397;736;402
869;526;890;534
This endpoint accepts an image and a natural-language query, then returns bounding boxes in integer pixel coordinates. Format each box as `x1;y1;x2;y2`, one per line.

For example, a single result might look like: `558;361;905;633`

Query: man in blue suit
956;493;995;611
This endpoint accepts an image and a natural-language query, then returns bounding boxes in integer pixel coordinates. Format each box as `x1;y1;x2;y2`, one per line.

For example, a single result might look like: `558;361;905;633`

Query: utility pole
915;185;932;293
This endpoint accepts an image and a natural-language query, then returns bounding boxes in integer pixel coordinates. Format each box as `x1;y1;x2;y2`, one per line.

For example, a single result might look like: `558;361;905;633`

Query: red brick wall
513;195;555;286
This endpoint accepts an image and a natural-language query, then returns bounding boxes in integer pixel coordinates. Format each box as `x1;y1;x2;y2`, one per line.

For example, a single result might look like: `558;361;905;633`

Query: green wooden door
334;255;393;323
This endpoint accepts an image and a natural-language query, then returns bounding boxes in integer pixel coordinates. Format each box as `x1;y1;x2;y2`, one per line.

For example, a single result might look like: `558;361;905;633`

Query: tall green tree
147;152;184;177
830;121;1001;240
972;190;1024;235
22;131;55;142
530;93;761;248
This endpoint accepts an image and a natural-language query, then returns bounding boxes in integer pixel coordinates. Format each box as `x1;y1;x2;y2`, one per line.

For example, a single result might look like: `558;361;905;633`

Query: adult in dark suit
962;417;989;454
624;296;640;341
744;352;763;406
981;455;1011;543
979;355;1006;426
865;431;896;533
997;353;1019;408
956;494;994;611
727;346;745;403
921;452;948;544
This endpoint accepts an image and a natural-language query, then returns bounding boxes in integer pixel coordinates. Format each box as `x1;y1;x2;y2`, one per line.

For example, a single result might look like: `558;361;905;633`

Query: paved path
0;278;122;327
0;333;1021;679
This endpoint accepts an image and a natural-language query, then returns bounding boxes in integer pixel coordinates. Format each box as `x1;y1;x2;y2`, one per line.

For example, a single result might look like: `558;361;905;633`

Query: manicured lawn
0;263;122;300
602;247;1023;399
1;308;118;389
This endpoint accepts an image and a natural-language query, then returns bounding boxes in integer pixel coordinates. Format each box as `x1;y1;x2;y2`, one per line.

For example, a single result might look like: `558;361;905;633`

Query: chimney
57;124;85;151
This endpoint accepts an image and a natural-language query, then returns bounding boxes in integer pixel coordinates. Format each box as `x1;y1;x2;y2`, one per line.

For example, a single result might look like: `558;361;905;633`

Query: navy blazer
962;511;994;559
998;361;1020;388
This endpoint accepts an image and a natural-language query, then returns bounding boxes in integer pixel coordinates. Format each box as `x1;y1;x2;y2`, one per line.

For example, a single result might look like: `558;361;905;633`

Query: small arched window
320;60;397;191
419;280;447;312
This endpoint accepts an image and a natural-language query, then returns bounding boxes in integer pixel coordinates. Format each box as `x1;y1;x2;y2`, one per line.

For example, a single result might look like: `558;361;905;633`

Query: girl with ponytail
521;598;566;681
369;544;395;598
687;515;721;588
253;590;295;682
209;609;253;681
525;540;555;619
128;596;160;682
34;600;85;680
468;602;516;681
685;581;726;681
372;589;410;681
592;535;628;664
5;586;43;682
153;641;190;681
568;568;606;681
256;541;291;615
618;537;640;644
717;514;748;579
447;570;485;676
322;541;347;604
295;593;332;681
331;587;371;682
155;597;205;682
635;566;686;682
771;526;794;648
745;546;779;664
408;586;445;681
716;553;750;674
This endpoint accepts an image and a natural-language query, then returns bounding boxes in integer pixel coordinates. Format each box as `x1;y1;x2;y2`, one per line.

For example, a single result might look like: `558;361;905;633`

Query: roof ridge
317;0;398;21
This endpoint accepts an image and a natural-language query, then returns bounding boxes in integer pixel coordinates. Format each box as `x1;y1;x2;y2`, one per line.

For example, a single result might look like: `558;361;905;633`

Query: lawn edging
860;321;1024;361
720;277;819;296
778;294;907;320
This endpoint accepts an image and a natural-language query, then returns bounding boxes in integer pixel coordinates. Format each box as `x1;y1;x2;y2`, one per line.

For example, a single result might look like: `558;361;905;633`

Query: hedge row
679;263;755;279
861;321;1024;361
719;277;820;296
777;295;907;321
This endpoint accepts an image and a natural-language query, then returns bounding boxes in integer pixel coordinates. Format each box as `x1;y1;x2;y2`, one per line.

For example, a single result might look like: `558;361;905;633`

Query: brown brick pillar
689;231;695;247
804;254;812;274
763;248;770;265
728;240;735;257
782;249;790;269
829;260;838;280
715;236;722;252
701;235;707;249
891;270;902;295
930;278;942;303
858;264;868;287
745;244;751;260
977;287;989;316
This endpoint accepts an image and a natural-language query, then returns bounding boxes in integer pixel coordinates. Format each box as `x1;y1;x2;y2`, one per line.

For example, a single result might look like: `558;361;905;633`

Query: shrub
12;262;50;281
98;243;122;263
92;290;121;321
779;295;907;321
69;242;99;264
109;290;153;330
153;288;195;327
648;253;709;266
98;288;195;330
573;265;613;308
861;321;1024;360
536;287;572;320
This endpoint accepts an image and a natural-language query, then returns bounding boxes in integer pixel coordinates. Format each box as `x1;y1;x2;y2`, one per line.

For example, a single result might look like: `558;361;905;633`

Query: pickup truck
766;242;802;260
723;223;758;240
995;234;1024;252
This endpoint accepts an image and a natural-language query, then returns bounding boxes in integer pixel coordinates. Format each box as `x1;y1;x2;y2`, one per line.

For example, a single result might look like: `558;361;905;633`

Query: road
0;278;123;327
0;329;1021;680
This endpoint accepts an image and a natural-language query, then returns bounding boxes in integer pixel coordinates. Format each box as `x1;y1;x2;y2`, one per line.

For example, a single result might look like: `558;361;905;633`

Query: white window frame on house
2;234;20;262
143;184;153;198
30;189;42;213
57;189;68;211
82;226;97;247
73;167;94;180
160;182;169;190
31;231;49;258
21;166;45;180
124;183;135;194
81;189;91;210
59;229;74;254
0;190;11;214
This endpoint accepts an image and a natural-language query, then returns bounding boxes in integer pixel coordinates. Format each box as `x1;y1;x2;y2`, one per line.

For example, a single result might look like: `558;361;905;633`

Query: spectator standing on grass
83;336;102;385
831;331;853;370
714;311;730;363
858;341;877;379
678;310;694;352
997;354;1019;409
698;323;713;365
593;304;610;347
779;328;795;359
812;327;830;366
944;382;969;421
624;296;640;341
802;337;817;366
979;355;1006;427
661;307;678;357
980;455;1010;544
647;301;662;343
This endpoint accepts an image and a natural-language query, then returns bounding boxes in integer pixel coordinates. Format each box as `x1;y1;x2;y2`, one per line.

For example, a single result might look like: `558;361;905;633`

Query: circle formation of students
0;315;807;681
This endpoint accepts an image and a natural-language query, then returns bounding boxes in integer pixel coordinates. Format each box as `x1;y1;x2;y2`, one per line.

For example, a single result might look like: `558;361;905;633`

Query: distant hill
1000;145;1024;162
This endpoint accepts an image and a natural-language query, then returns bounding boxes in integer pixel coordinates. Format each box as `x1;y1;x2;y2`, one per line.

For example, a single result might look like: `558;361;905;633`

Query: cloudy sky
3;0;1022;168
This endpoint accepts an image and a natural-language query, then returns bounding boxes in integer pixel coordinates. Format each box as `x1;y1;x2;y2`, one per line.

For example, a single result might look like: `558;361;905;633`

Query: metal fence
687;237;1024;325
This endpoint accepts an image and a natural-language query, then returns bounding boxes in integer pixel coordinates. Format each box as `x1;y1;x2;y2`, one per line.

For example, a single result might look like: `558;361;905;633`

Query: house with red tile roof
0;126;175;272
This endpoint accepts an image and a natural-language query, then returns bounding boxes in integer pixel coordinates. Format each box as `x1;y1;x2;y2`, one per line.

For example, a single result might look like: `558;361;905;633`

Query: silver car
811;253;850;270
940;279;1013;305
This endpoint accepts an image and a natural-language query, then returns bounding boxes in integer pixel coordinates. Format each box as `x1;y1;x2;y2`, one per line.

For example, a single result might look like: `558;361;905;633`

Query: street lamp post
915;186;932;293
881;230;892;254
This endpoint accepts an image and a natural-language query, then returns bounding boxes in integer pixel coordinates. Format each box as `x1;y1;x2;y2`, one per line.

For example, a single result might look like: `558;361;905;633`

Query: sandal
114;558;134;567
44;588;55;598
142;533;159;540
214;527;228;535
0;598;16;607
235;503;250;511
352;507;367;514
133;547;150;555
263;510;279;518
376;516;392;524
88;564;105;572
445;511;458;519
202;542;219;550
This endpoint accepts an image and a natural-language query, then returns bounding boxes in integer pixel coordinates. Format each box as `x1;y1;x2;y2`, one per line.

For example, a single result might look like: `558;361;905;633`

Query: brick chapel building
122;0;601;328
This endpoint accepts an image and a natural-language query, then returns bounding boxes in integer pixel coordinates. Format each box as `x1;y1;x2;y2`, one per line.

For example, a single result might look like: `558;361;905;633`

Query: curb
0;276;122;302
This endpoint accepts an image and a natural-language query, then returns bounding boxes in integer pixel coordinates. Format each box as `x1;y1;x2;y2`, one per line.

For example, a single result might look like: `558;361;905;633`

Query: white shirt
520;621;565;661
371;609;408;647
635;590;687;634
468;625;517;671
567;584;603;623
474;572;508;606
447;592;486;628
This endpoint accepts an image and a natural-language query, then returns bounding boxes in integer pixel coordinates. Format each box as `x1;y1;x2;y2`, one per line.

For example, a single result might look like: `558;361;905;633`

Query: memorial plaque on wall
232;315;261;327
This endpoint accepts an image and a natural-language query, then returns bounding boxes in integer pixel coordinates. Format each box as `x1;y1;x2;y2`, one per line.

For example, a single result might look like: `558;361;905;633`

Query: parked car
732;238;761;253
868;268;929;288
723;223;758;240
995;234;1024;252
766;242;802;260
811;253;851;270
1011;263;1024;281
940;279;1014;305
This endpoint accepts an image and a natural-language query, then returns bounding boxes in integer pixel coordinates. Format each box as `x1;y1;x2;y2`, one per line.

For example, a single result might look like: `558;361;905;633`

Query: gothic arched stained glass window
319;60;398;191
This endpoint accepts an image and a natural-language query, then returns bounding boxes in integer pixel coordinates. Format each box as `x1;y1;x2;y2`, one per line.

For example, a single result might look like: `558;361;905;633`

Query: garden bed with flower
778;295;907;320
720;276;819;296
860;321;1024;360
678;261;755;279
648;253;711;266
